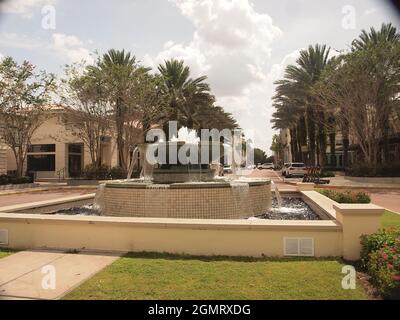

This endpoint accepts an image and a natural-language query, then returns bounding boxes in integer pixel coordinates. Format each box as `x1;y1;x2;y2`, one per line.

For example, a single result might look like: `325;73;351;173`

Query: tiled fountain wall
102;180;271;219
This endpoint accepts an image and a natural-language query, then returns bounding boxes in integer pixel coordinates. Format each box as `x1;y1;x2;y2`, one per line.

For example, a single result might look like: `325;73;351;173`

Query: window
68;144;82;154
28;144;55;153
292;163;305;168
27;155;55;171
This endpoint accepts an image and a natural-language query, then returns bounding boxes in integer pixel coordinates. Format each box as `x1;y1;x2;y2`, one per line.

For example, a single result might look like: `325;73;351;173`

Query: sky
0;0;399;154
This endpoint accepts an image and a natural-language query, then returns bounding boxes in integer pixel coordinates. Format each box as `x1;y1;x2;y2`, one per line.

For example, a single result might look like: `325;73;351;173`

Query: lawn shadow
122;251;344;264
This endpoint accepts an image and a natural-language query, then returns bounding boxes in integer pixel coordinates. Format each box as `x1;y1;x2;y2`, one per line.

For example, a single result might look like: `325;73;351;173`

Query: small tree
254;148;268;164
61;64;113;169
124;71;170;146
270;134;285;166
0;57;55;177
314;41;400;169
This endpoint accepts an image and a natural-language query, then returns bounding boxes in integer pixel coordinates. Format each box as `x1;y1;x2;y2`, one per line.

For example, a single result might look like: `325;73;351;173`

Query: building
4;108;120;179
0;130;7;175
280;128;292;164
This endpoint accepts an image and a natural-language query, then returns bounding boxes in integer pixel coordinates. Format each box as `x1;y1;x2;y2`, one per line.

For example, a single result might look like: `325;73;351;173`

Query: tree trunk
115;99;127;170
306;106;316;166
318;127;327;168
16;150;24;178
342;131;349;169
329;132;336;167
382;122;390;164
297;118;307;163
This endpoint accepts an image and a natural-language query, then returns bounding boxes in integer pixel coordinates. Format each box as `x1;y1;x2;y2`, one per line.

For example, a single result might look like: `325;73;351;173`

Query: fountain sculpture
97;131;271;219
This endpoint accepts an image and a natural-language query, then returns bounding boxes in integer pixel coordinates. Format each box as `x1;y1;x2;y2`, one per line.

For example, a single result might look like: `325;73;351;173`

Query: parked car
281;163;290;176
247;164;257;170
258;163;274;170
282;163;307;178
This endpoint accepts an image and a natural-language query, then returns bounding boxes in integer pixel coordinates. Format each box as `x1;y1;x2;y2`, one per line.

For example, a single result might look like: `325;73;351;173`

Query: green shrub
82;164;110;180
355;192;371;204
347;162;400;177
320;170;335;178
109;166;127;180
0;175;33;185
361;228;400;299
318;189;371;204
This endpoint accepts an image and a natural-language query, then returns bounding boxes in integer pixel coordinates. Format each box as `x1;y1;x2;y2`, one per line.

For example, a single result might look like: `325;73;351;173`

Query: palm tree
352;23;400;50
197;105;238;131
92;49;140;170
158;59;215;134
273;44;333;166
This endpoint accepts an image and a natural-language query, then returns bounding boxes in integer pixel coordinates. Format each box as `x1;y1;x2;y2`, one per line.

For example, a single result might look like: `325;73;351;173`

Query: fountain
271;181;283;209
95;134;272;219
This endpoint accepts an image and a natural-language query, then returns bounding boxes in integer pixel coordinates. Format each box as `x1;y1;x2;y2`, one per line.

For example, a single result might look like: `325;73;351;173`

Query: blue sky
0;0;399;152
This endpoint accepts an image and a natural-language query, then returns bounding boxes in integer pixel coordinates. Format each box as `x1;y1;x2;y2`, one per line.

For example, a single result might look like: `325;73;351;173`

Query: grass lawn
382;210;400;228
65;252;368;300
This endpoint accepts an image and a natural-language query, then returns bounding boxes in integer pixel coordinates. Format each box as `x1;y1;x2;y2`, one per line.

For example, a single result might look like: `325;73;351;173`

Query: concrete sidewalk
0;250;121;300
0;189;95;208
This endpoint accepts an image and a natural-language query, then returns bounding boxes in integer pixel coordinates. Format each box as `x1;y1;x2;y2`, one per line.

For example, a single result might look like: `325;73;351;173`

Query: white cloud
0;32;43;49
148;0;283;150
51;33;93;63
364;8;377;16
217;49;301;152
153;0;282;96
0;31;93;64
0;0;55;18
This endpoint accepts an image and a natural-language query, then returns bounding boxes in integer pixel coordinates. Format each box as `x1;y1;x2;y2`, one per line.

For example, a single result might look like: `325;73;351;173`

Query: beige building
4;108;119;179
0;135;7;175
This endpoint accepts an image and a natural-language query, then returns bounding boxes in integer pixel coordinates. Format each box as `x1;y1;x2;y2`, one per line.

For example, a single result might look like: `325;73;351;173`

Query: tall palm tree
158;59;215;134
93;49;139;170
197;105;238;131
352;23;400;50
273;44;333;166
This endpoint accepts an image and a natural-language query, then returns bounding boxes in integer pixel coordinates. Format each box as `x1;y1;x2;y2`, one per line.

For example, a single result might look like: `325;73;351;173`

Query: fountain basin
152;168;214;183
102;179;271;219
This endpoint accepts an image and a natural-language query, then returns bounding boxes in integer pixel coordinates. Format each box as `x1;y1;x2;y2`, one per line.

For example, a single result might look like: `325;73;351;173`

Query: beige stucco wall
335;203;384;260
0;145;7;175
0;214;342;257
5;112;119;178
0;188;385;260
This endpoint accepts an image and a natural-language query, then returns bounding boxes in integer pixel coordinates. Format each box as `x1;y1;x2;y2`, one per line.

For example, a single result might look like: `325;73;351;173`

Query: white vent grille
284;238;314;257
0;229;9;245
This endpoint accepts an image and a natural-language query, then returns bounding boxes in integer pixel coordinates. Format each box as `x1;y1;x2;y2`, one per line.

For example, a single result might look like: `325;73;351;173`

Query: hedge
0;175;33;186
361;228;400;299
318;189;371;204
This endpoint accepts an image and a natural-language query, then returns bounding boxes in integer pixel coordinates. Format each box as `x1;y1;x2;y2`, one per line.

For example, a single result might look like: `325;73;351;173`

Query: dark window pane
28;144;55;153
27;155;55;172
68;144;82;154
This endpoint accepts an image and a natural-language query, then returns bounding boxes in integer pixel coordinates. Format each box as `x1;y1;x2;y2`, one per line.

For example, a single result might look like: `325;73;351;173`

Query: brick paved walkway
0;189;94;208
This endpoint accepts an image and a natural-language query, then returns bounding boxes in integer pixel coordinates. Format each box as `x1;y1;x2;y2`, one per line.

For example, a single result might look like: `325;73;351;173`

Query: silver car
259;163;274;170
283;163;307;178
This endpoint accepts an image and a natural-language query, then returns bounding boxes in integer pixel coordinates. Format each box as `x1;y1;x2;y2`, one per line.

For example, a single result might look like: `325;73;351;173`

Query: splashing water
230;181;251;218
127;146;140;179
271;181;282;209
93;183;106;214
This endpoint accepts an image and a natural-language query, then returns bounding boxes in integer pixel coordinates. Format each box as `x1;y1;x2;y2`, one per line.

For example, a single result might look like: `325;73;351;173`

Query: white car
281;163;290;176
283;163;307;178
259;163;274;170
223;165;232;174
